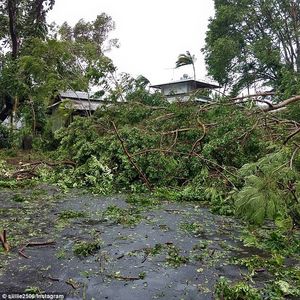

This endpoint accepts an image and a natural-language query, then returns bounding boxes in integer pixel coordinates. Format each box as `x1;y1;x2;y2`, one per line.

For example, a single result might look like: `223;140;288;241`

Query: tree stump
22;135;33;150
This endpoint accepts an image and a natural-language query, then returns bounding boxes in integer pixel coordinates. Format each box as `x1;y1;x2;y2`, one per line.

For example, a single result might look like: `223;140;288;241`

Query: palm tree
175;51;196;80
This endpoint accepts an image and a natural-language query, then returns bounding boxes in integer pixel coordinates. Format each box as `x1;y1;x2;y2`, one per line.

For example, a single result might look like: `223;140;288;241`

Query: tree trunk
0;95;14;122
192;63;196;80
35;0;45;23
7;0;18;59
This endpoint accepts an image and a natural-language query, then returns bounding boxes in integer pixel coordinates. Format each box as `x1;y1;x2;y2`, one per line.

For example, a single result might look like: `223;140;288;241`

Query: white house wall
162;82;189;96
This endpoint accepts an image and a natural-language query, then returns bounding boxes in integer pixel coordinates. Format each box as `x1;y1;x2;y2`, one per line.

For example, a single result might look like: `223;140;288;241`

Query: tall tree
203;0;300;95
0;3;117;128
0;0;56;122
59;13;118;53
2;0;55;58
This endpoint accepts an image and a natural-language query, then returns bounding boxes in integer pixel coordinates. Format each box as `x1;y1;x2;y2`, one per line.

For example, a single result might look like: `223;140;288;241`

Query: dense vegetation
0;0;300;299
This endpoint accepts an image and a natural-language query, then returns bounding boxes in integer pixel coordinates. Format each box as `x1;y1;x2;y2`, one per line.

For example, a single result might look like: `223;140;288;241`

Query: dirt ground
0;187;272;299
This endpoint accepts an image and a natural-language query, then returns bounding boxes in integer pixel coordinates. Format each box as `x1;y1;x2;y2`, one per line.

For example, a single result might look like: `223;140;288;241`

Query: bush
0;124;12;148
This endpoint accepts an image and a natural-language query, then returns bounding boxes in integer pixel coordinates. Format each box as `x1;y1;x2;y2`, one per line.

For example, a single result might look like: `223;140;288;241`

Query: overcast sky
48;0;215;85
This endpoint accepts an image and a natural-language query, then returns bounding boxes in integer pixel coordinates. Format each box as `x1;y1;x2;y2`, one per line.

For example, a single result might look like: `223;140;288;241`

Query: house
49;90;106;114
150;79;220;103
48;90;108;130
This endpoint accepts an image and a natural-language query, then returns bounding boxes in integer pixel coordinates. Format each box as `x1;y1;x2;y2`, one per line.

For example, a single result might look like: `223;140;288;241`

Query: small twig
237;120;259;142
189;118;207;155
168;129;178;150
192;153;238;178
18;250;29;259
165;209;181;213
25;241;56;247
18;240;56;258
46;276;60;282
21;160;76;168
11;169;37;179
141;253;148;263
66;279;79;289
289;146;300;170
284;127;300;145
161;128;194;135
153;112;175;121
106;273;141;281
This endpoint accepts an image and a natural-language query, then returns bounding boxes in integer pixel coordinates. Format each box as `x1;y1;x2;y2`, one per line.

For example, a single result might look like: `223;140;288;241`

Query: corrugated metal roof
59;90;102;101
56;90;106;111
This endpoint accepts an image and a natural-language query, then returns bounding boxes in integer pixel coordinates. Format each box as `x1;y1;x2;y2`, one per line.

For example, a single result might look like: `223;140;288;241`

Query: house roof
59;90;102;101
48;90;106;112
150;79;220;89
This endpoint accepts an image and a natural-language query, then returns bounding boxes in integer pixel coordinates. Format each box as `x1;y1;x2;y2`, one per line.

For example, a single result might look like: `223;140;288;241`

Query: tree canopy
0;1;117;128
175;51;196;80
203;0;300;95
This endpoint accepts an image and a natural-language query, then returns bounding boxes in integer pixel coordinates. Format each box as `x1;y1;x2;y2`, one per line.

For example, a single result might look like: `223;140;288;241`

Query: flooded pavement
0;188;270;299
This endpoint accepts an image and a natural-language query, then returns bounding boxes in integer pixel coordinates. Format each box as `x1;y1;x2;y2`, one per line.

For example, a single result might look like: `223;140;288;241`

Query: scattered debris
66;278;80;289
18;240;56;259
106;272;144;281
0;230;10;252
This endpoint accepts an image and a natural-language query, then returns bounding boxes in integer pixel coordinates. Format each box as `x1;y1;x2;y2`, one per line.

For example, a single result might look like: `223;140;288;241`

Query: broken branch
231;92;275;101
189;118;207;155
111;121;152;191
106;273;142;281
18;240;56;258
284;127;300;144
263;95;300;112
0;230;10;252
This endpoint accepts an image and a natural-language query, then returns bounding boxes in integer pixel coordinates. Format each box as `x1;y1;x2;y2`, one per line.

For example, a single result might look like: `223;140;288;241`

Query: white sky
48;0;215;85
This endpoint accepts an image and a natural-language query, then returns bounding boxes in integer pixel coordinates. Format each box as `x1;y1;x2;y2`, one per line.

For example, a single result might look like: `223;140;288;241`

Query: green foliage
233;229;300;298
0;4;117;132
51;102;267;196
241;227;300;256
102;205;142;226
204;0;300;94
73;240;101;257
39;155;113;194
24;286;44;294
0;124;12;148
59;210;86;220
235;148;300;225
12;194;27;203
126;194;161;207
215;277;261;300
165;245;189;268
202;105;263;167
175;51;196;79
180;222;204;237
